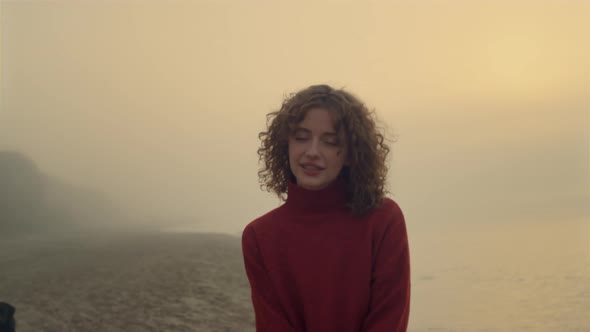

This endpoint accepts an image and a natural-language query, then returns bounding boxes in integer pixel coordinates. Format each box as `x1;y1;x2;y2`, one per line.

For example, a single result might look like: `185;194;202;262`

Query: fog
1;1;588;235
1;2;589;331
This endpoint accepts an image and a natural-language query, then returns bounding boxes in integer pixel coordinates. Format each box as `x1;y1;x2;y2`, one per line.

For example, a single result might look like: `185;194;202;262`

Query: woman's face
288;108;348;191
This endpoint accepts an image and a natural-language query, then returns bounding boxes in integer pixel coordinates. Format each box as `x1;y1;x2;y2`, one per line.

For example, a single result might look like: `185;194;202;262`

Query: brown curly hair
257;84;391;216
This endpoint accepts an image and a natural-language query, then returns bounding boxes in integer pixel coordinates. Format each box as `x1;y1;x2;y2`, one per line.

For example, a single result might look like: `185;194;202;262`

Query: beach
0;231;254;332
1;220;589;331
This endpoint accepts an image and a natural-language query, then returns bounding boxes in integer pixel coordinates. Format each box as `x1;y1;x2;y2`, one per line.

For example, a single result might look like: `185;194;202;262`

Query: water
408;220;590;332
0;220;588;331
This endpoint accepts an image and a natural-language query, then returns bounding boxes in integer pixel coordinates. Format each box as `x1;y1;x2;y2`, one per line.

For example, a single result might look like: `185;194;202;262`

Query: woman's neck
284;176;348;214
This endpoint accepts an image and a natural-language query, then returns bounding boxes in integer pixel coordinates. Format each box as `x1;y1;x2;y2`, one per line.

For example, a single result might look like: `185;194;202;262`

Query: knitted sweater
242;177;411;332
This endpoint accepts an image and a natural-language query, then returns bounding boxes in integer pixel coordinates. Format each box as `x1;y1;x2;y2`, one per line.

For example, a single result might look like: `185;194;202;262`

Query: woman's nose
304;139;320;157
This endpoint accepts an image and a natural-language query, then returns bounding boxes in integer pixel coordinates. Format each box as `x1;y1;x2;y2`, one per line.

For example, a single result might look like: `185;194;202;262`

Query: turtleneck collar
284;175;349;213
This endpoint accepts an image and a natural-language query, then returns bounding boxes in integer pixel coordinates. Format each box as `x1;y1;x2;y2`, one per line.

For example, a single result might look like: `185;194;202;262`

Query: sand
2;220;589;332
0;231;255;332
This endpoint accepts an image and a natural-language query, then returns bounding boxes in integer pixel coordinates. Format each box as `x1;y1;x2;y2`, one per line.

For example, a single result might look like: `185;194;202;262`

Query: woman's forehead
296;107;341;128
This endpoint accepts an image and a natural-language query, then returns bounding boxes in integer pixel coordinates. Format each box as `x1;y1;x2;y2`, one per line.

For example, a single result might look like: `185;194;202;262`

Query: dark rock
0;302;15;332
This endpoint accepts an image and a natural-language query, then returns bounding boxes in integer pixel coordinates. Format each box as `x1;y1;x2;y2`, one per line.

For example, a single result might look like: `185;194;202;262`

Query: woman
242;84;410;332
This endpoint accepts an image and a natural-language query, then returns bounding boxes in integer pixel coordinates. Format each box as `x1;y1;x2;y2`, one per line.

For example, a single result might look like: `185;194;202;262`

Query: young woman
242;84;410;332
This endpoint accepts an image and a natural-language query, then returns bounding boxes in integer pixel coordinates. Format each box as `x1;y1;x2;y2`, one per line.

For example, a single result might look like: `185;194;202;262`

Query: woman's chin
296;175;333;191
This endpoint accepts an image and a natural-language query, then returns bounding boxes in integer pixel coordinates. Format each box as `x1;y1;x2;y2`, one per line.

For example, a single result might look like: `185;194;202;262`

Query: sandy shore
2;220;589;332
0;231;255;332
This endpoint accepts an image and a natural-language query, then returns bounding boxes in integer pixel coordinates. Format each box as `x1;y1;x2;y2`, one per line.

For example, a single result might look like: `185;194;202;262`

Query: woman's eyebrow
293;127;338;136
293;128;311;134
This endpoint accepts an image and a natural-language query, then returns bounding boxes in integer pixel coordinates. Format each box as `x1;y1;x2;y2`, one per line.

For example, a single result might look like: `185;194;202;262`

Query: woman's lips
301;163;324;170
301;164;322;176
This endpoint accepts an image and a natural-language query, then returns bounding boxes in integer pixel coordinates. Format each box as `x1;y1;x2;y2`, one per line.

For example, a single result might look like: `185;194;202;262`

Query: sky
1;1;588;234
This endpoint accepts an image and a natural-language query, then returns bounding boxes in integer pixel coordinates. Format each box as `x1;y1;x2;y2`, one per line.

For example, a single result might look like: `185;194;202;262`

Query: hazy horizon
1;1;588;234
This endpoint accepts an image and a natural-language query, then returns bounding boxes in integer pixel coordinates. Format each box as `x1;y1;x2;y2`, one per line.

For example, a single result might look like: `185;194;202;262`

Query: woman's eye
294;137;308;141
324;140;339;146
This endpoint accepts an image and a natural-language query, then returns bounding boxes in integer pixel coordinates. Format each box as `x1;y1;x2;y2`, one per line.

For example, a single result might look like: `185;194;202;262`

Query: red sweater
242;177;411;332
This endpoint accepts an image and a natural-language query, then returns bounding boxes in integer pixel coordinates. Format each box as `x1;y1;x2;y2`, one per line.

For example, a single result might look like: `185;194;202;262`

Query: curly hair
257;84;391;216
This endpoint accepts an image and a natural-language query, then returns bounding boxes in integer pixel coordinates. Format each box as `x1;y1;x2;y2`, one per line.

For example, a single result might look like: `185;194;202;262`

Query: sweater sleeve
361;206;411;332
242;225;298;332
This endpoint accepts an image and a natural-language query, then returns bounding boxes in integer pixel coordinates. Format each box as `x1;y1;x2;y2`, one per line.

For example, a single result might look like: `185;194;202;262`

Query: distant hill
0;150;124;235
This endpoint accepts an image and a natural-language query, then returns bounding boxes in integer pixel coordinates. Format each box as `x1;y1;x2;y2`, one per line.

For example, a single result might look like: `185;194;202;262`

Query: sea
0;219;588;331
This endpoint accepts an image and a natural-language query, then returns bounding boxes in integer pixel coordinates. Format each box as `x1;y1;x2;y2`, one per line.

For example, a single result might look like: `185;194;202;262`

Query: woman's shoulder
243;204;287;233
367;196;406;229
375;196;404;217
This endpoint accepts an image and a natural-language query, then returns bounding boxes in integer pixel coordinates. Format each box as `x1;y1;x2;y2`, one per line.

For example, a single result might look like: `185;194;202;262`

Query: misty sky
1;1;588;234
